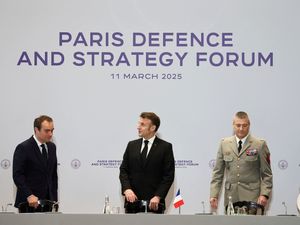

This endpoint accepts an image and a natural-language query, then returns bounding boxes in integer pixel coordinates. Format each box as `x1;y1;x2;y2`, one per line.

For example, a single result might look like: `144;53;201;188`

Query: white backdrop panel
0;0;299;215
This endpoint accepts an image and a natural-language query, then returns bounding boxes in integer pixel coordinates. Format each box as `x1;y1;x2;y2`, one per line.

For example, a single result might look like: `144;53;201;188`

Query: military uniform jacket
210;135;273;206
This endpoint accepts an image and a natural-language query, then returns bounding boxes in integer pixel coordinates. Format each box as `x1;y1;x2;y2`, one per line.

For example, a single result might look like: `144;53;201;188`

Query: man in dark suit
119;112;175;214
13;115;58;211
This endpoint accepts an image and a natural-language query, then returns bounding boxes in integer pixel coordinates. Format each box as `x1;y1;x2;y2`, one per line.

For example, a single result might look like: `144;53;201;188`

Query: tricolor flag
173;189;184;208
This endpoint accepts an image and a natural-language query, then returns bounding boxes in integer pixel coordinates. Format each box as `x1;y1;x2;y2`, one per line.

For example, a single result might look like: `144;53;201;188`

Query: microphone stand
277;201;296;216
282;202;287;215
201;201;205;214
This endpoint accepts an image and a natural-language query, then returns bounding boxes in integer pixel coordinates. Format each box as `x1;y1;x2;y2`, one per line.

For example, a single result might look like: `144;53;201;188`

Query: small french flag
173;189;184;208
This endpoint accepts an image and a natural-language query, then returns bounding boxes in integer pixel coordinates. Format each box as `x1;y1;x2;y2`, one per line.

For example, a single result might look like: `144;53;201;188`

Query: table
1;213;300;225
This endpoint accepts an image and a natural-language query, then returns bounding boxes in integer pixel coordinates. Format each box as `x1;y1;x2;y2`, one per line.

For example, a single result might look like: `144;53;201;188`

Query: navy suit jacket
13;136;58;207
119;137;175;204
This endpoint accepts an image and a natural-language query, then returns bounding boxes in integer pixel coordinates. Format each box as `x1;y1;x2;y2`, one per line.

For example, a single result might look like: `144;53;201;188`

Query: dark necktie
238;140;242;153
141;140;149;164
41;144;48;161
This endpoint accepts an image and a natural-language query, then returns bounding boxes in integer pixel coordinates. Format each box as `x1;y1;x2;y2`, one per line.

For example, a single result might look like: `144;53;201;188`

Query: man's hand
210;197;218;209
124;189;138;203
257;195;268;207
149;196;160;211
27;194;39;208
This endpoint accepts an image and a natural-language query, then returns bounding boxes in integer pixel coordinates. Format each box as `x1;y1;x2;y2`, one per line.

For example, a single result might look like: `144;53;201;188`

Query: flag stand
173;188;184;214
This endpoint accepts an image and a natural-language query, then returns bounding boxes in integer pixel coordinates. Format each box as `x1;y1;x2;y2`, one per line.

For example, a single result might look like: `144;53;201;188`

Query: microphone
1;203;12;212
5;203;12;212
201;201;205;213
141;200;147;213
277;201;296;216
51;201;59;212
282;201;287;215
194;201;213;215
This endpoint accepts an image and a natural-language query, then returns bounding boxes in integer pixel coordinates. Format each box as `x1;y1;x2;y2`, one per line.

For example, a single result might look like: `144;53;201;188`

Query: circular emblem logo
71;159;81;169
1;159;11;169
209;159;216;169
278;160;288;170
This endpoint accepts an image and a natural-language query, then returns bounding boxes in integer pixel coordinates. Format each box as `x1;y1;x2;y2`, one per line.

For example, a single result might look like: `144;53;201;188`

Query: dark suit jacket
13;136;58;207
119;137;175;205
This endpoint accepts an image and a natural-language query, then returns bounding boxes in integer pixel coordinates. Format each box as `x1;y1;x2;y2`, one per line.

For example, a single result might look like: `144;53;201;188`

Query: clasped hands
124;189;160;211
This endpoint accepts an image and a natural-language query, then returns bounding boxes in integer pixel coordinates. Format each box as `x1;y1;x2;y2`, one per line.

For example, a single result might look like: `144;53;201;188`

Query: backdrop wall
0;0;299;215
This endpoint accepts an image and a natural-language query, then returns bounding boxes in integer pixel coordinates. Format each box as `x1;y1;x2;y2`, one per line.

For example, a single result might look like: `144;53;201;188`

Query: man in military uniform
210;111;273;211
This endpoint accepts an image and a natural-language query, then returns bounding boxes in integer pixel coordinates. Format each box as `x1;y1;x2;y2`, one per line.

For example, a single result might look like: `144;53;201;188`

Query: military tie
141;140;149;165
238;140;242;153
41;144;48;161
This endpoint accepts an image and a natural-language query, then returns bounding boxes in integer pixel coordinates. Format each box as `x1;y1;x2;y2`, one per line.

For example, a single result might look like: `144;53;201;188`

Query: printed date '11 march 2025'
110;73;182;80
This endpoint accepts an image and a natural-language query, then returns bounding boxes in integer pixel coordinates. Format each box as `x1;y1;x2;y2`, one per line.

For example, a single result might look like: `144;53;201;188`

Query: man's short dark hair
34;115;53;130
234;111;250;124
235;111;248;119
140;112;160;131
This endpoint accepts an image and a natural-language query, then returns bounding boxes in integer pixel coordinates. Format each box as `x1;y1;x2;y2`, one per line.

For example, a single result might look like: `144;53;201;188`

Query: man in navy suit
119;112;175;213
13;115;58;210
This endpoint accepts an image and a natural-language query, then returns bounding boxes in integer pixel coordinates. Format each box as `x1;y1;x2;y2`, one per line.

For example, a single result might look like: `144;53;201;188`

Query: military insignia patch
246;149;258;156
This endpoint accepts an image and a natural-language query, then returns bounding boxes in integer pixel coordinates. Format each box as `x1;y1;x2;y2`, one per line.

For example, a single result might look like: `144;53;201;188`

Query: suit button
237;174;240;177
237;158;240;161
238;182;240;185
237;165;240;168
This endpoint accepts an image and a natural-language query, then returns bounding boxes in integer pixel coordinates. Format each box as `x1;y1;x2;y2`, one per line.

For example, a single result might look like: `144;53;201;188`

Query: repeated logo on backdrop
1;159;10;169
7;157;288;171
209;159;216;169
69;158;294;171
71;159;81;169
278;160;288;170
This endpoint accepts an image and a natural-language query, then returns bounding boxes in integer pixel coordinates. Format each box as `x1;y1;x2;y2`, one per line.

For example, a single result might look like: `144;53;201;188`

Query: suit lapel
229;135;254;155
144;137;160;167
143;137;159;167
45;142;53;170
30;137;48;170
228;136;239;156
241;135;253;154
135;139;144;167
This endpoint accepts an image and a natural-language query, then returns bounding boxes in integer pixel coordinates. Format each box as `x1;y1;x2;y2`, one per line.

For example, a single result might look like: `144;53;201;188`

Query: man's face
137;117;156;139
233;117;250;139
35;120;54;143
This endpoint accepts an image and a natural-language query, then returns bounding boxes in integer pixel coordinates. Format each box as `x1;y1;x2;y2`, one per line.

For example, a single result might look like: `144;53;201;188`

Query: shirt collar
143;135;156;144
33;135;44;147
235;134;249;144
